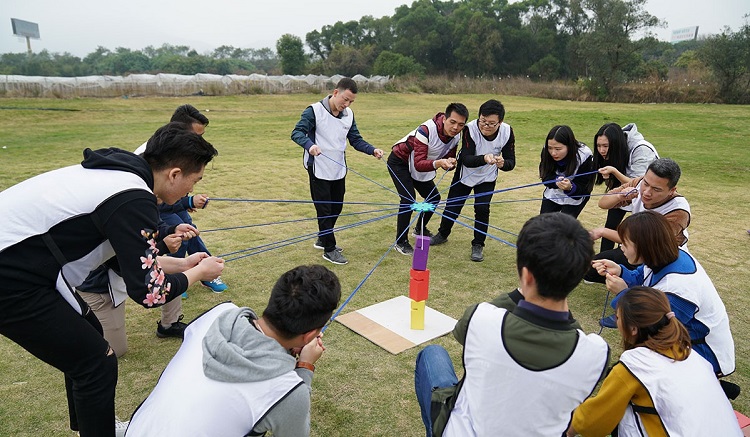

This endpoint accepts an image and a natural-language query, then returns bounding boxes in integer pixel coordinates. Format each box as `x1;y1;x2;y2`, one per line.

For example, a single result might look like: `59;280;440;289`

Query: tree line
2;0;748;102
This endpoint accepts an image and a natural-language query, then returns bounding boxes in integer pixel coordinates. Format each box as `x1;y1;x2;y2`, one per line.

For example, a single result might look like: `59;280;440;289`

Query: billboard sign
671;26;699;43
11;18;40;39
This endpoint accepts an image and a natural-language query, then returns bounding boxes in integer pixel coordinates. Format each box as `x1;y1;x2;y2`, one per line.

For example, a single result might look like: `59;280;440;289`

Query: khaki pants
78;291;182;357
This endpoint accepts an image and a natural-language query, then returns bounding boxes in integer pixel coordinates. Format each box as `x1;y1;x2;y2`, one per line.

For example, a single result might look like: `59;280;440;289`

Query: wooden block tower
410;235;431;329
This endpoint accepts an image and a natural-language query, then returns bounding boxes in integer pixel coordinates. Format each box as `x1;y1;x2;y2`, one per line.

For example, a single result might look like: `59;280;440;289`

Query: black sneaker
470;244;484;262
430;233;448;245
313;238;343;252
394;241;414;256
413;227;433;238
323;250;348;265
156;315;187;339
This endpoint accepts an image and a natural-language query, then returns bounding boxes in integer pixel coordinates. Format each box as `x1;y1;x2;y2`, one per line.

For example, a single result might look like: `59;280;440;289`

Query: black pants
437;178;496;247
0;287;118;437
388;152;440;244
600;208;628;252
539;197;589;218
583;247;636;284
308;165;345;252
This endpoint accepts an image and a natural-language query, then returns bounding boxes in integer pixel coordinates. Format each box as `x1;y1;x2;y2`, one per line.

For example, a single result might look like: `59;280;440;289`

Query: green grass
0;95;748;436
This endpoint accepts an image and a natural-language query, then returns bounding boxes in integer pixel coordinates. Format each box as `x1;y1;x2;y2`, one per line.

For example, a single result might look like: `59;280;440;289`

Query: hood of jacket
81;147;154;189
622;123;646;152
202;306;296;383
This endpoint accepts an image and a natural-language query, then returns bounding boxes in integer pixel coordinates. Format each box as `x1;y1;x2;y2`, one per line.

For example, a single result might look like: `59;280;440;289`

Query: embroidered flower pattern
140;228;169;307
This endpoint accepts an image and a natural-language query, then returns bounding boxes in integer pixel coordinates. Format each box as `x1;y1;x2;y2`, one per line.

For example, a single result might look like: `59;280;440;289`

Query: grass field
0;94;749;436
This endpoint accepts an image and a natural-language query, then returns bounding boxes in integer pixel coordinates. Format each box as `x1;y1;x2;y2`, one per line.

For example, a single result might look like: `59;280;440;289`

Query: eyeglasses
478;119;499;128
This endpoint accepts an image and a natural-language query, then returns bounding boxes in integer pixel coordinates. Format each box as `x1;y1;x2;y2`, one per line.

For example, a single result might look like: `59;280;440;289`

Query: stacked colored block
410;235;431;330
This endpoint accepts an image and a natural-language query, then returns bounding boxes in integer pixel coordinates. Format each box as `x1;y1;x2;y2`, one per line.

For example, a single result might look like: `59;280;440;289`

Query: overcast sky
1;0;747;57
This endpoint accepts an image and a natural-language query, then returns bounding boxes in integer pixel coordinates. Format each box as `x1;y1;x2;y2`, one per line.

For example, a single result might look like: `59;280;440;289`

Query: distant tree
110;48;151;75
322;45;375;76
698;24;750;103
276;34;307;74
577;0;664;98
372;50;425;76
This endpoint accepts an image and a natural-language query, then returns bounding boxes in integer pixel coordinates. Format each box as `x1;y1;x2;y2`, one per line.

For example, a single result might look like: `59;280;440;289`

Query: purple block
412;235;431;271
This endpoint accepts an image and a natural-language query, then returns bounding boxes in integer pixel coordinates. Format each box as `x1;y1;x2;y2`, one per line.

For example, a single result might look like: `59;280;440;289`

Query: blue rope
322;214;419;332
201;206;399;233
384;159;417;203
210;197;401;207
432;210;517;248
317;152;412;202
430;205;518;237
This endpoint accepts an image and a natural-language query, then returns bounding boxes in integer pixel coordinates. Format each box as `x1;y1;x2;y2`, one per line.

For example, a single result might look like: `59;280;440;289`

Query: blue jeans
160;211;210;258
415;345;458;437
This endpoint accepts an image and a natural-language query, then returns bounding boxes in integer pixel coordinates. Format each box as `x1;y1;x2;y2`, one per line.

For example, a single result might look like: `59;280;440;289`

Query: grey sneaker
470;244;484;262
394;241;414;255
430;232;448;245
323;249;348;265
313;238;343;252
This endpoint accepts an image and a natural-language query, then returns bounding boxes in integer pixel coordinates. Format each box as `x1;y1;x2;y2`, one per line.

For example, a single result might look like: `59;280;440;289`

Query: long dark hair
539;125;582;179
593;123;628;190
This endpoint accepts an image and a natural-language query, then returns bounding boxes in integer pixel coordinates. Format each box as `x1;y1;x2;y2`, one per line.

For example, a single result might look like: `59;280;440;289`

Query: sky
1;0;748;57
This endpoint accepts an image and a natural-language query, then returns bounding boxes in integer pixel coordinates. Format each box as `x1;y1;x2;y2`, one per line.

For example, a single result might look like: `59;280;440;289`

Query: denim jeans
415;345;458;437
160;211;210;258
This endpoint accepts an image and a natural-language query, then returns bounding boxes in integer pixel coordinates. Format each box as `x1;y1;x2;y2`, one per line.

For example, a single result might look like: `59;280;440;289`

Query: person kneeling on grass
567;286;742;437
415;213;609;437
125;264;341;437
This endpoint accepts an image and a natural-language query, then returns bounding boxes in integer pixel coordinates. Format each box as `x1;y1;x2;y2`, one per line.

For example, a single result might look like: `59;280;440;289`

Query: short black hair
262;265;342;339
647;158;681;188
445;102;469;121
478;99;505;121
515;213;593;300
170;104;209;126
143;122;218;174
336;77;358;94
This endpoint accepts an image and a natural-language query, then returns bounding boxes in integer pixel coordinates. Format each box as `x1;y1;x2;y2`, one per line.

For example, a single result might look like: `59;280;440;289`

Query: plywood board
336;295;457;354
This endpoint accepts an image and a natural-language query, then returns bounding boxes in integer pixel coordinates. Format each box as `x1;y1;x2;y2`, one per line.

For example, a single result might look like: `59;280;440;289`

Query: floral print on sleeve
139;229;170;307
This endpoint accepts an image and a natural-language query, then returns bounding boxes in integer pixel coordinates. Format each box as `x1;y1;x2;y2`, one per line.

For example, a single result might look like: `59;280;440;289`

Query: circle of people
0;77;741;436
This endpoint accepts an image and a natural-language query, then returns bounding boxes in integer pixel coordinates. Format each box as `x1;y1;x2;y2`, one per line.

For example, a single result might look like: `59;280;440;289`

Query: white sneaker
115;418;129;437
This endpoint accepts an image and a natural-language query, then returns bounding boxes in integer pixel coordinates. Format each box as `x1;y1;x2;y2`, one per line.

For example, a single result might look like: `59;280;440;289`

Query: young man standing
291;78;384;266
429;99;516;262
126;264;341;436
0;122;224;437
415;213;609;436
388;103;469;255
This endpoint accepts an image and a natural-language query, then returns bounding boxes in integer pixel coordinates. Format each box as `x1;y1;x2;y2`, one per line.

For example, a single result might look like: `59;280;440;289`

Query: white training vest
542;144;593;206
396;118;460;182
126;302;303;437
0;164;151;314
444;303;609;436
302;101;353;181
459;120;511;187
631;181;691;246
617;347;742;437
642;250;735;375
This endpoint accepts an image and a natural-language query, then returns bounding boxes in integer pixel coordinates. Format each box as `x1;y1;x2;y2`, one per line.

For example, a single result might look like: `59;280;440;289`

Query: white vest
396;118;460;182
542;144;593;206
0;164;151;315
617;347;741;437
459;120;511;187
126;302;303;437
302;101;353;181
631;181;691;246
444;303;609;436
643;250;735;375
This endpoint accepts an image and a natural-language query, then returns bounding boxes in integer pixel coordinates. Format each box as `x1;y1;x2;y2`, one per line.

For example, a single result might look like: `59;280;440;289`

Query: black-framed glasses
478;119;499;128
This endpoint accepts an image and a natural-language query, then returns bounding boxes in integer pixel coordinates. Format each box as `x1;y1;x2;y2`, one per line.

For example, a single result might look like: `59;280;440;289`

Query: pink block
412;235;431;270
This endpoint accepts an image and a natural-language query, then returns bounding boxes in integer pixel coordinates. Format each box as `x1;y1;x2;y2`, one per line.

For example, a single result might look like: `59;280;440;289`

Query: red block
409;268;430;301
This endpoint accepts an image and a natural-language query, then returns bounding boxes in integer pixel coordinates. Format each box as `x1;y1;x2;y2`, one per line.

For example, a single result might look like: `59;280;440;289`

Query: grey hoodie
203;307;296;383
202;306;314;437
622;123;659;178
